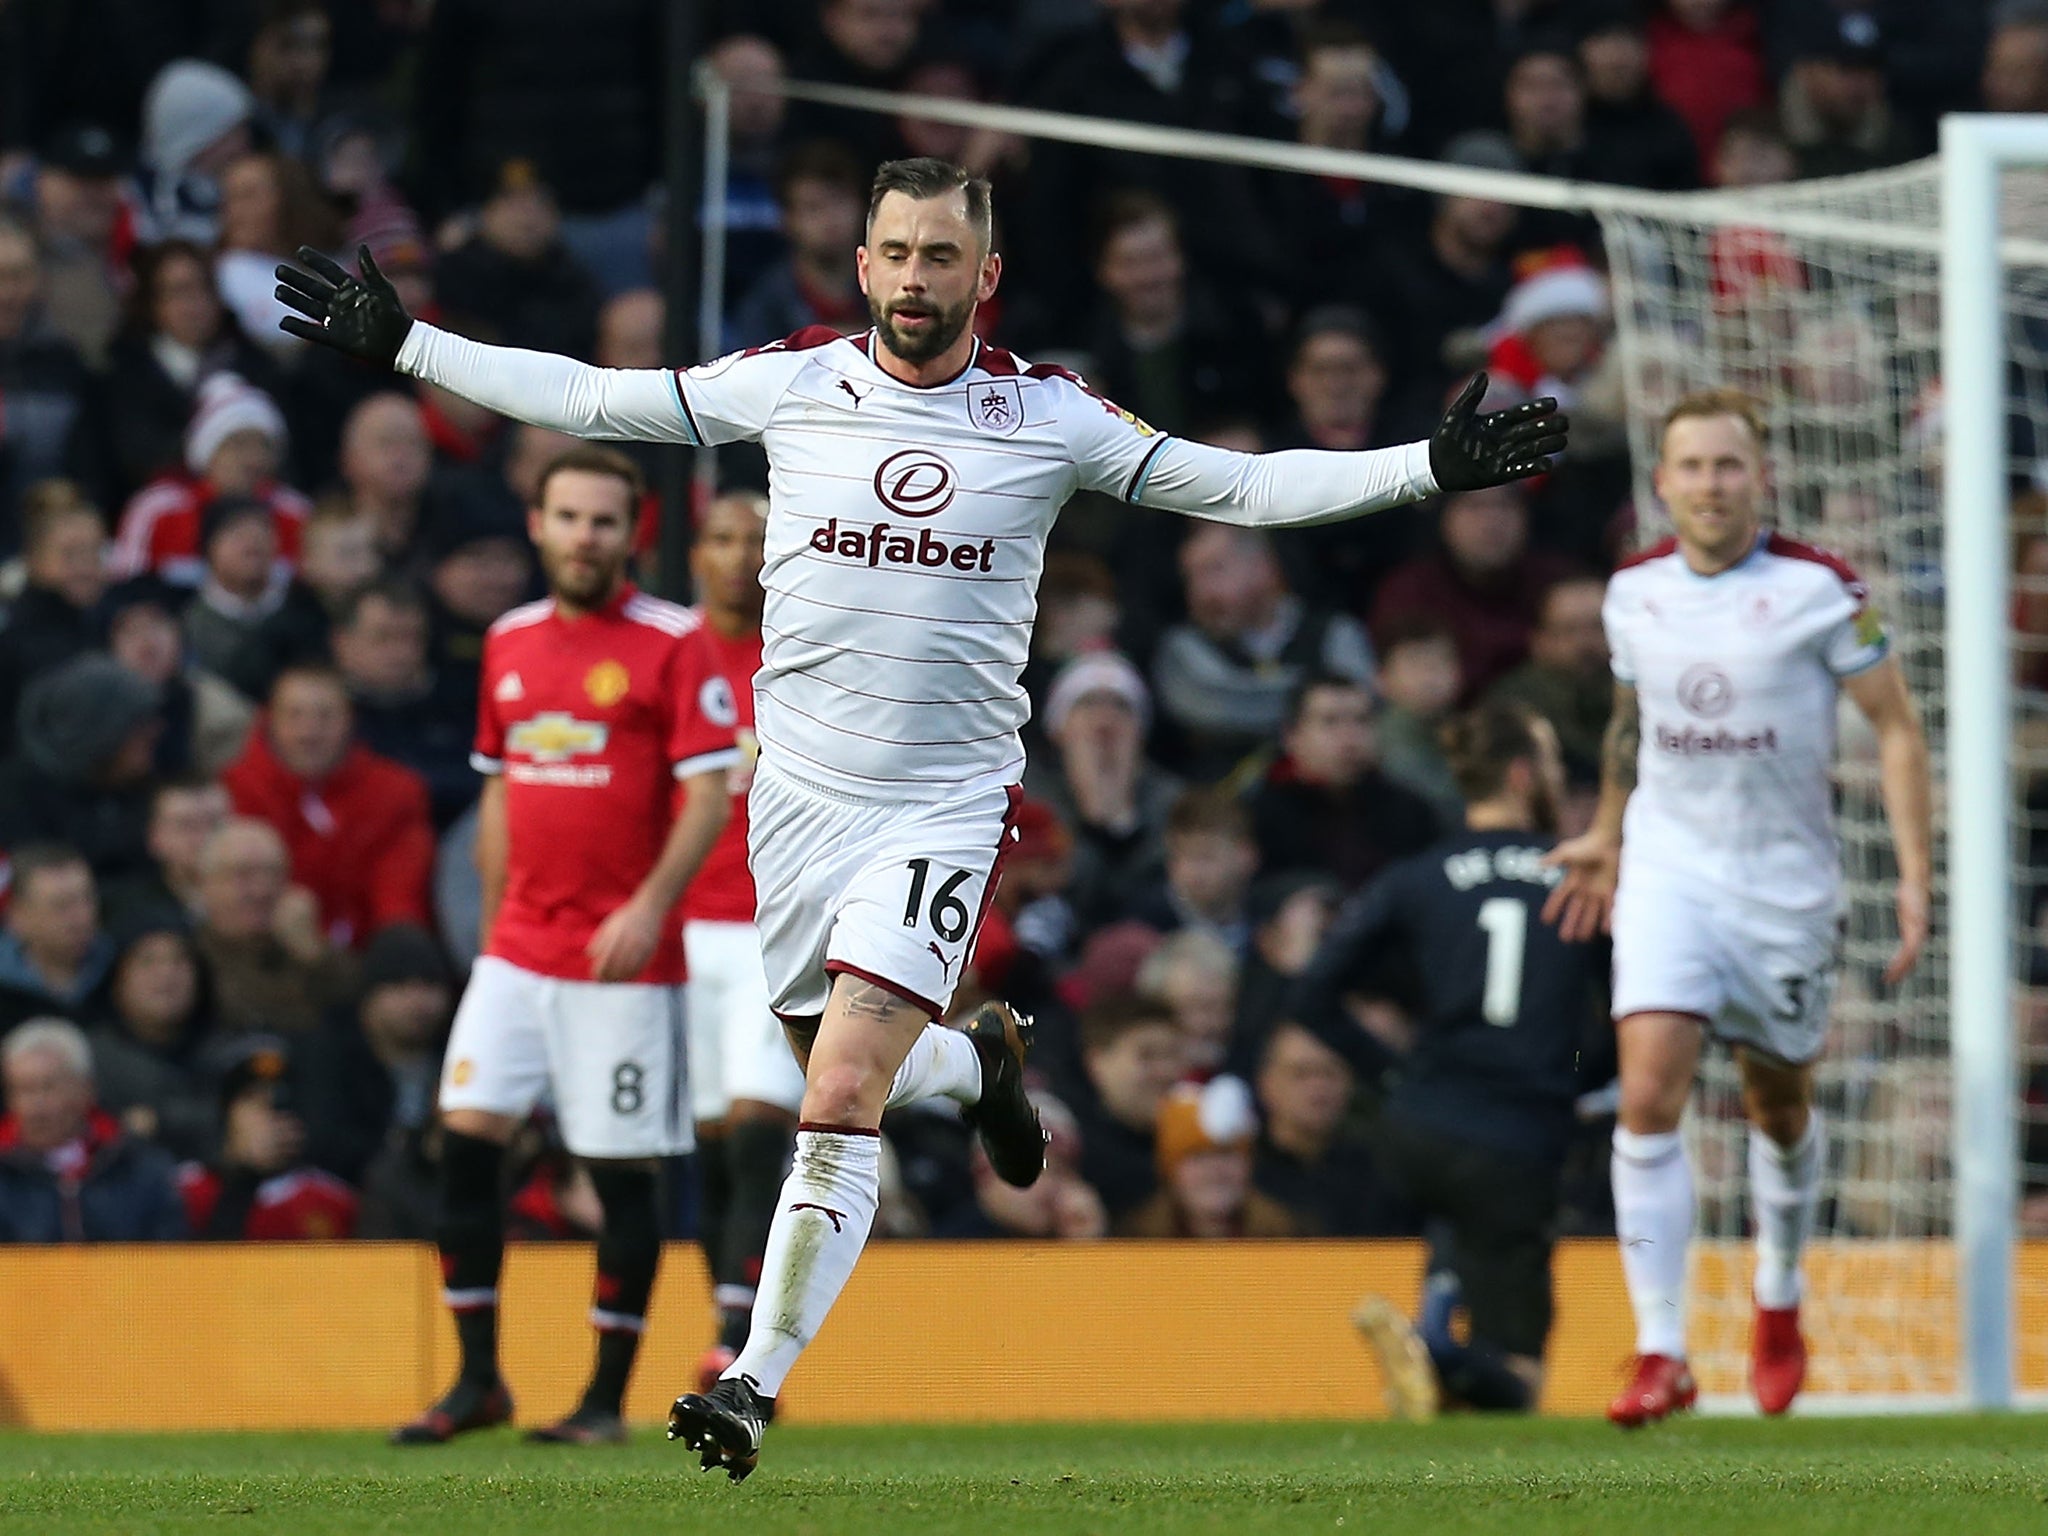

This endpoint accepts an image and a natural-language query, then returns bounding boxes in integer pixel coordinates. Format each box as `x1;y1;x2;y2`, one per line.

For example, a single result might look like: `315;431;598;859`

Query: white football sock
1750;1110;1822;1311
882;1024;982;1110
1612;1126;1694;1360
724;1126;881;1398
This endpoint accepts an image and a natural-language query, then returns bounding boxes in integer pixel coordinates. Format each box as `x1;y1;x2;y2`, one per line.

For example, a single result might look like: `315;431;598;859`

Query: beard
542;548;625;609
870;288;976;364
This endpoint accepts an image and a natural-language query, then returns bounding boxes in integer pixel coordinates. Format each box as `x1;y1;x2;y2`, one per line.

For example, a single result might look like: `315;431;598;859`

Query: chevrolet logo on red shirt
506;712;609;763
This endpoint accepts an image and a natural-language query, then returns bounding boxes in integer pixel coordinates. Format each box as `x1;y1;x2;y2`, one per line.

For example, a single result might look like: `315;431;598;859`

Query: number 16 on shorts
902;858;974;943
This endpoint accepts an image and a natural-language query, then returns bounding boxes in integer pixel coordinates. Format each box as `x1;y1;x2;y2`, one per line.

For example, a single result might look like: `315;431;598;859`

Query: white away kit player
274;155;1568;1480
1546;389;1932;1427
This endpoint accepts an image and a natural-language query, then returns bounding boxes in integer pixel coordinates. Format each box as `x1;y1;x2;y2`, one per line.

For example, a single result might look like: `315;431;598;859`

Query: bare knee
1739;1057;1812;1148
1616;1013;1701;1135
801;1062;881;1126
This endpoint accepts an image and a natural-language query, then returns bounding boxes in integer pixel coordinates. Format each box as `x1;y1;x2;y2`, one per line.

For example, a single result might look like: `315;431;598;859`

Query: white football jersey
395;321;1437;802
1604;530;1889;913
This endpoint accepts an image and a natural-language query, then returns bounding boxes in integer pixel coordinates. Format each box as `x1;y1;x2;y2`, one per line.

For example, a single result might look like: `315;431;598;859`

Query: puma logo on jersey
836;379;872;408
927;941;956;980
496;671;524;702
789;1202;848;1232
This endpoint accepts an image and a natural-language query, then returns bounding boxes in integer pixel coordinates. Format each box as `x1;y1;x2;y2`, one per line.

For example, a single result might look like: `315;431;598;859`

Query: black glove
1428;372;1570;493
274;244;414;368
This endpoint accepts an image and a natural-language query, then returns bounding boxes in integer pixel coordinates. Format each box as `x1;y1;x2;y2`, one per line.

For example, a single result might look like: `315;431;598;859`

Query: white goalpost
689;75;2048;1410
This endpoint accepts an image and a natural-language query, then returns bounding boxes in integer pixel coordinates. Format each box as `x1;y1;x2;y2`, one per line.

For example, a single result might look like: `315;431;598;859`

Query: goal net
700;76;2048;1407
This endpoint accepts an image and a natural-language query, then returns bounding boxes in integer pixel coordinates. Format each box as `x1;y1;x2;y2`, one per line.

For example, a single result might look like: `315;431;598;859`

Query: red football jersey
473;585;741;983
679;616;762;925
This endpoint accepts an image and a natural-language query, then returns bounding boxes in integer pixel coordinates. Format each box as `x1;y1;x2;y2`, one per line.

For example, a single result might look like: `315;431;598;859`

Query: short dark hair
20;481;102;558
9;843;90;907
534;445;645;516
1164;787;1253;843
774;138;868;207
269;660;351;707
1441;700;1543;804
1290;304;1385;368
335;577;428;632
868;157;994;255
1283;670;1372;732
1080;991;1178;1056
1091;189;1177;267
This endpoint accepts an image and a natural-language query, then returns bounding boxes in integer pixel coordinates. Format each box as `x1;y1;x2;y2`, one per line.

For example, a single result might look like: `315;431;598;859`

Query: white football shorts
439;955;692;1157
1610;862;1842;1065
683;919;806;1121
746;758;1021;1021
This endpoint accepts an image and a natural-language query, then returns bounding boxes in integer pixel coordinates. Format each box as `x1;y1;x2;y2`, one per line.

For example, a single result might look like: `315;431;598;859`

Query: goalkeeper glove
274;244;414;368
1428;372;1570;493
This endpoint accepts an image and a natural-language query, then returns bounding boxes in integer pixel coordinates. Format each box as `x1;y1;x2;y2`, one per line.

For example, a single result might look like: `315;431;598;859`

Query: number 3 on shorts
902;858;973;943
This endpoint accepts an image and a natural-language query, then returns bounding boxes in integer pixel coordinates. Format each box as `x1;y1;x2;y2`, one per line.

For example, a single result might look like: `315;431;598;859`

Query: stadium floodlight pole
657;0;705;602
1940;112;2043;1413
695;62;731;515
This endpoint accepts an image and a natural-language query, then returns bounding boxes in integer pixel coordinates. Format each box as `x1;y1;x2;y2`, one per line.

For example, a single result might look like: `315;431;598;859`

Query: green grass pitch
3;1417;2046;1535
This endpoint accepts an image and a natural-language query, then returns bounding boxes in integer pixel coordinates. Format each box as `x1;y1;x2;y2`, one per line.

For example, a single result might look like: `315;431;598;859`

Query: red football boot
1751;1303;1807;1415
1607;1354;1698;1428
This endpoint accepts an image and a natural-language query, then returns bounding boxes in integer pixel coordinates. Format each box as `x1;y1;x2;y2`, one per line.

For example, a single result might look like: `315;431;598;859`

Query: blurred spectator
1028;651;1183;929
1229;871;1340;1062
1126;789;1259;952
331;580;476;827
221;664;436;948
101;574;255;777
214;150;345;359
0;0;203;157
1373;623;1468;827
1070;991;1186;1220
113;372;308;588
315;392;432;573
727;141;869;349
964;797;1076;1001
0;488;106;740
0;1018;187;1241
1575;9;1702;191
192;816;353;1035
1487;575;1613;787
242;0;336;160
1778;10;1920;177
1502;44;1590;179
88;913;220;1160
418;480;534;714
1135;928;1238;1072
28;125;127;366
931;1091;1107;1239
1367;133;1518;401
102;242;285;497
0;655;163;886
1269;307;1412;610
787;0;926;171
180;495;291;678
1245;673;1443;889
704;35;791;305
1372;485;1574;701
0;846;113;1030
435;159;601;359
1648;0;1769;179
1259;21;1406;305
132;58;256;246
1118;1076;1297;1237
219;502;381;703
1985;3;2048;113
1154;524;1375;778
0;215;105;527
177;1035;358;1239
1253;1022;1407;1235
410;0;662;292
299;923;453;1186
100;776;230;928
1024;552;1121;697
1486;258;1610;414
1713;107;1799;187
1081;191;1267;439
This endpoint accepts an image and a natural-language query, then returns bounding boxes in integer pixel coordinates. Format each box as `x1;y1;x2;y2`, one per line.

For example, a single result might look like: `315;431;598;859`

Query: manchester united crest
584;659;631;707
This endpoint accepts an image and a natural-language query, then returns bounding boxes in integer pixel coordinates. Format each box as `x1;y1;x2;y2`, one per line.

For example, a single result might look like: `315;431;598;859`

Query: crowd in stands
0;0;2027;1244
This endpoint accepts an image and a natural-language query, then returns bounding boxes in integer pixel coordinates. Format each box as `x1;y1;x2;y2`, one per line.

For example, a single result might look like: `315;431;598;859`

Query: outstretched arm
1132;373;1568;528
276;244;696;443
